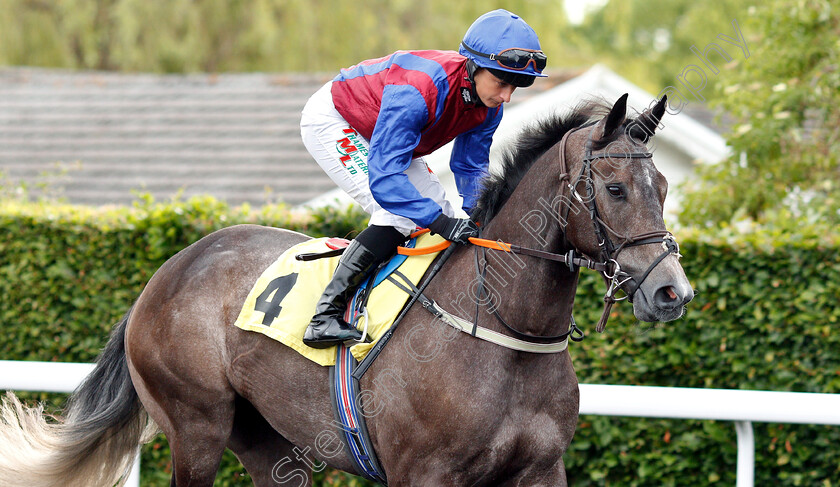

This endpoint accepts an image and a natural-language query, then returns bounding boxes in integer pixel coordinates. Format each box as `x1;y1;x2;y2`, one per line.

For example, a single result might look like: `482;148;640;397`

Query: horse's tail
0;307;158;487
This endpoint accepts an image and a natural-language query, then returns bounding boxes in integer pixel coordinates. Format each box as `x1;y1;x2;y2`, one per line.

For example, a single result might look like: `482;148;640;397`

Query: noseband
557;124;681;332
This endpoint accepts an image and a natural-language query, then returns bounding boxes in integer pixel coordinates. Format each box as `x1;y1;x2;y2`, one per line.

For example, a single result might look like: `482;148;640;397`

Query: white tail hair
0;308;158;486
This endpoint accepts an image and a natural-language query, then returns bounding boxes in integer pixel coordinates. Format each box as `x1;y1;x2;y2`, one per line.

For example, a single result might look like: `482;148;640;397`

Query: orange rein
397;229;511;256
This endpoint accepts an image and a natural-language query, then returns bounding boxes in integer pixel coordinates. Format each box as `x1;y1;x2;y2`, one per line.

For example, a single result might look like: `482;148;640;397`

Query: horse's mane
471;99;637;226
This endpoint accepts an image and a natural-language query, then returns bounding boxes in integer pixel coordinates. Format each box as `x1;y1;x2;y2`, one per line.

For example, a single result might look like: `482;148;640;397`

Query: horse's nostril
655;285;681;308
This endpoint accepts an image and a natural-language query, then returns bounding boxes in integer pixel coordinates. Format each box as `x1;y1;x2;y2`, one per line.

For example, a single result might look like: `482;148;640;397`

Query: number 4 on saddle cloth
233;232;446;366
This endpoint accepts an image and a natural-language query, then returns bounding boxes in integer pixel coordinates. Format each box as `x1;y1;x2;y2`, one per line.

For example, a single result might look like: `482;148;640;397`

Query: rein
472;244;585;345
351;122;682;375
456;123;681;342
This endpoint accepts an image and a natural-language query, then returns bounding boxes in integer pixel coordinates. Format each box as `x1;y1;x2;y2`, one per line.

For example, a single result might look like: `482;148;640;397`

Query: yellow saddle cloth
234;233;445;366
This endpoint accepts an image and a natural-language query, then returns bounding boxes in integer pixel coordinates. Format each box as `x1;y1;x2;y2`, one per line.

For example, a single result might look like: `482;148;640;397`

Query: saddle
232;233;445;366
233;230;587;484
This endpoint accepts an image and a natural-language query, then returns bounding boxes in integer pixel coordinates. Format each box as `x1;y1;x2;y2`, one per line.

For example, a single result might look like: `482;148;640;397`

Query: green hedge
565;222;840;486
1;197;838;486
0;195;370;486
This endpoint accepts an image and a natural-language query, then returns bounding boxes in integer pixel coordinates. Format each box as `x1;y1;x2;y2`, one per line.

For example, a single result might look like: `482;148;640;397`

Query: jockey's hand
428;214;479;244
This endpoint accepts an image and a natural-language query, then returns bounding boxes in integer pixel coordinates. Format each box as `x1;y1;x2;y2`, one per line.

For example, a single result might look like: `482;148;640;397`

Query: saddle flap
233;234;445;366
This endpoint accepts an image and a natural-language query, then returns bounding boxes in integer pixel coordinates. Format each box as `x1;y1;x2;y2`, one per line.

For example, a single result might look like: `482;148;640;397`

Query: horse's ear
602;93;628;137
628;95;668;141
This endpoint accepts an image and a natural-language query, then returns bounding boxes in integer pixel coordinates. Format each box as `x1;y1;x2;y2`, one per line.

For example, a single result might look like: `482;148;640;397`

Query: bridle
352;121;682;375
472;122;682;342
560;124;681;331
353;116;683;377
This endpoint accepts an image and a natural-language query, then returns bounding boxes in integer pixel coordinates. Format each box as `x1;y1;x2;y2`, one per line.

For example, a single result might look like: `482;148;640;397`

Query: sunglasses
461;42;547;73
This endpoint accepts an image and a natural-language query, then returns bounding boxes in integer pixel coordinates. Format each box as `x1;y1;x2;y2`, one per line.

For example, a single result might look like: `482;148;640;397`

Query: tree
0;0;572;73
568;0;748;96
678;0;840;227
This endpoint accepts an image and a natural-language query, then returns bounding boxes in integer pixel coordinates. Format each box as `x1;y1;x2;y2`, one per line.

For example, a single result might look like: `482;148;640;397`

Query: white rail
3;361;840;487
578;384;840;487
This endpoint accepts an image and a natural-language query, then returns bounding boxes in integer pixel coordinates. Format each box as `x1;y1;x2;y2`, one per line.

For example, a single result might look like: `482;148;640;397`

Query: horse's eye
606;184;625;198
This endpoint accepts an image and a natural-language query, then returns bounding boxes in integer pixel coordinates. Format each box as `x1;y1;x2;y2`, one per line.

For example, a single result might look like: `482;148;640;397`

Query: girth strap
385;270;576;353
424;299;570;354
330;343;388;484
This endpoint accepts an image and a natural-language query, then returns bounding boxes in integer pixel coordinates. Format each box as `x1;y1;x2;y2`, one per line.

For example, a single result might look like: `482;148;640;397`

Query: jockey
300;9;547;348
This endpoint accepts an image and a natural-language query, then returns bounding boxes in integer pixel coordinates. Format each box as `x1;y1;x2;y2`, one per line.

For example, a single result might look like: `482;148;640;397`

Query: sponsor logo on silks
460;87;474;104
336;128;370;176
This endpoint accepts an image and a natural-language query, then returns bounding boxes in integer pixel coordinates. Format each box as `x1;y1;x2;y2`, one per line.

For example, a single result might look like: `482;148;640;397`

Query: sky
563;0;609;24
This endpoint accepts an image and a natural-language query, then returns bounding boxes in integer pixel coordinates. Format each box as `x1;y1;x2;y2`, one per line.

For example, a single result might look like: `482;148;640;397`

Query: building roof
484;64;731;218
0;68;335;206
0;65;727;209
490;64;730;168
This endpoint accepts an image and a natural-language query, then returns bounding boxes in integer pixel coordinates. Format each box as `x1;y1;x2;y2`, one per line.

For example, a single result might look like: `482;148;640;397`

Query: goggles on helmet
461;42;547;73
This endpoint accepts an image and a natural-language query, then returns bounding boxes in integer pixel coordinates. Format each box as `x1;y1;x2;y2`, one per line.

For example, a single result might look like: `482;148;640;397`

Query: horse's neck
466;153;578;337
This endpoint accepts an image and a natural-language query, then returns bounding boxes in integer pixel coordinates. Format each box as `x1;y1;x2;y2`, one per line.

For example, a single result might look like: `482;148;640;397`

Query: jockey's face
473;69;516;108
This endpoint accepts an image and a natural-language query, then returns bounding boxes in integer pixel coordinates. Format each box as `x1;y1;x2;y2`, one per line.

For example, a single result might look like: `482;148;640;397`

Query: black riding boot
304;225;406;348
303;240;380;348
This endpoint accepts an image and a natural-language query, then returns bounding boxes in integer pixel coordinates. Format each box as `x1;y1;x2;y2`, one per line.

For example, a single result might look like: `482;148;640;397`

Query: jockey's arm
366;84;444;228
450;104;503;215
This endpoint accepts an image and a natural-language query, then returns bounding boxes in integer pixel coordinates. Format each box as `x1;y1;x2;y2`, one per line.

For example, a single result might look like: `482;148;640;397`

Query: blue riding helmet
459;9;547;88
